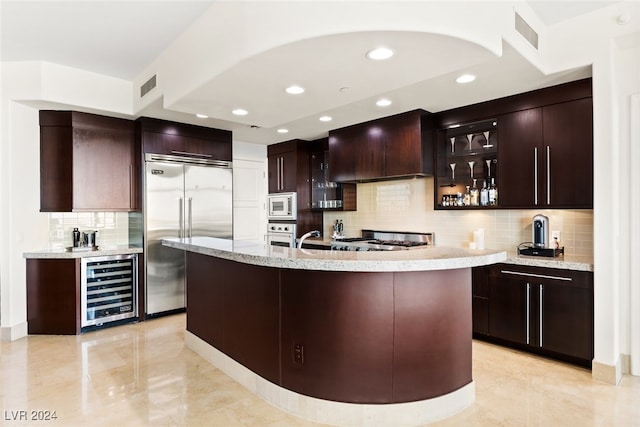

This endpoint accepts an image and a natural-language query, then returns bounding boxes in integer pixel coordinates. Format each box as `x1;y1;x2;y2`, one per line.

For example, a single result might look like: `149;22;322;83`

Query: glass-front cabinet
436;118;498;209
310;150;357;211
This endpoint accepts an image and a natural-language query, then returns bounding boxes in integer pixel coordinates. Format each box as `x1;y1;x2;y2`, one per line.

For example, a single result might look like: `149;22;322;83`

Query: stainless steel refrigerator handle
526;282;530;345
534;147;538;205
171;150;213;158
539;284;544;347
178;197;184;239
188;197;193;238
546;145;551;205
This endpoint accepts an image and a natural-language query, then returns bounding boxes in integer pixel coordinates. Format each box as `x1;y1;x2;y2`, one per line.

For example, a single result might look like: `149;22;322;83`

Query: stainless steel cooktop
331;230;434;251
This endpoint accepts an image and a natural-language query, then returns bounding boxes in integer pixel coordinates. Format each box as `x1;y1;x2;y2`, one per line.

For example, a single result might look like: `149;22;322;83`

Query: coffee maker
532;214;549;248
518;214;563;257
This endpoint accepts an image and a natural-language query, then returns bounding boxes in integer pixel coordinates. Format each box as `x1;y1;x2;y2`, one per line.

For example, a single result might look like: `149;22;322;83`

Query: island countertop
161;237;507;272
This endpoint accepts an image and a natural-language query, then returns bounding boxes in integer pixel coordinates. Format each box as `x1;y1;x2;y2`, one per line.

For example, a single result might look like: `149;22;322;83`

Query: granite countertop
299;238;594;272
504;251;593;272
162;237;507;272
23;245;143;259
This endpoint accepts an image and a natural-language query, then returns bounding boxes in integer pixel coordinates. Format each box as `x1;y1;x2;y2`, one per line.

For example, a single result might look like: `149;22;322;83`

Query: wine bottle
480;179;489;206
470;179;479;206
464;186;471;206
489;178;497;206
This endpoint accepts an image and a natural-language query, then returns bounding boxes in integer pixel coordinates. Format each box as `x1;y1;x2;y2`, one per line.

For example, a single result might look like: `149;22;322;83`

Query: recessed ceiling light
366;47;394;60
232;108;248;116
319;116;332;122
277;128;289;134
196;114;208;119
285;85;305;95
456;74;476;84
376;98;392;107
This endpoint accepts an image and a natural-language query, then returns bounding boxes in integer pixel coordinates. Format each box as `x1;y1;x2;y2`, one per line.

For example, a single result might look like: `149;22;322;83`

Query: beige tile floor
1;314;638;427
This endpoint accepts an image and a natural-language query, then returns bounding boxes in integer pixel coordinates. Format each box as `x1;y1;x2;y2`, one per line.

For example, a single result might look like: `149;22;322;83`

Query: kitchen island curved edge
161;236;507;272
162;237;506;426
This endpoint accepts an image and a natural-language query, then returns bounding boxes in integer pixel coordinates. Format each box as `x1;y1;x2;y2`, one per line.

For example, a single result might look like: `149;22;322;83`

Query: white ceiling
0;1;623;144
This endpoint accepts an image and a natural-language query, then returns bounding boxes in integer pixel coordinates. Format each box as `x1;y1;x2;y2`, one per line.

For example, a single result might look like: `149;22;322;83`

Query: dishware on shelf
483;131;493;148
467;134;474;151
450;163;456;180
450;137;456;154
485;159;492;177
468;160;475;178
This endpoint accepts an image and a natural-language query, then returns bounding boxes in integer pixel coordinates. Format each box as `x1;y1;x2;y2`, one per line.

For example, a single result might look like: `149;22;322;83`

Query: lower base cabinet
473;264;593;367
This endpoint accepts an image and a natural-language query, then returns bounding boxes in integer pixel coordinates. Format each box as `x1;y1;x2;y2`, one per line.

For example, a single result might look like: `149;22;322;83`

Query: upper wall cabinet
328;110;434;182
434;78;593;210
267;141;300;194
136;117;232;161
498;98;593;208
39;111;140;212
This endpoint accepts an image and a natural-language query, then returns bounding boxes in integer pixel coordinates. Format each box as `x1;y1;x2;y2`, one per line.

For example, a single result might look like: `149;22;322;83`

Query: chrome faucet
298;230;321;249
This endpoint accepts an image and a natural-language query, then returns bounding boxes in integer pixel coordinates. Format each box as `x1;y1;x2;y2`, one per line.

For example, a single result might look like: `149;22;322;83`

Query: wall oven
267;222;297;248
267;192;297;220
81;254;138;328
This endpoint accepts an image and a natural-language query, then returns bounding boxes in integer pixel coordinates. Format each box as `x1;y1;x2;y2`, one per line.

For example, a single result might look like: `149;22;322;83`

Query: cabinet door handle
534;147;539;205
279;157;284;190
129;164;133;209
546;145;551;205
500;270;572;281
178;197;184;239
526;282;530;345
539;284;544;348
188;197;193;238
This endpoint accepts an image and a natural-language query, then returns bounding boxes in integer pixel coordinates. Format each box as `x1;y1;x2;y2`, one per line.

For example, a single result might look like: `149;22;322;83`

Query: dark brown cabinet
267;144;298;193
310;144;356;211
27;258;80;335
136;117;232;160
435;78;593;210
434;119;498;208
267;139;323;237
328;110;434;182
39;111;140;212
498;98;593;208
474;264;593;367
471;265;490;335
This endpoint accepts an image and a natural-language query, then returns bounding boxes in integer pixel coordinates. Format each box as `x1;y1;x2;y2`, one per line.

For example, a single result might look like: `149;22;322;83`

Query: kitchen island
162;237;507;426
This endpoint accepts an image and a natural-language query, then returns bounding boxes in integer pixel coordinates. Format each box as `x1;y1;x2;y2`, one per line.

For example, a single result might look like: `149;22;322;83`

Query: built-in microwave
267;192;297;220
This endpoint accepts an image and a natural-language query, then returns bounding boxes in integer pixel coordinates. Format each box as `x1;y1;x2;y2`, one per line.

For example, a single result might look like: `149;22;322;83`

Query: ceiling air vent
140;74;157;98
515;12;538;50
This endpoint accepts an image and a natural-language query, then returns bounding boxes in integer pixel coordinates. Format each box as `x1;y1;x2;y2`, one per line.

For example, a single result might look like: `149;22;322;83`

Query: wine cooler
81;254;138;328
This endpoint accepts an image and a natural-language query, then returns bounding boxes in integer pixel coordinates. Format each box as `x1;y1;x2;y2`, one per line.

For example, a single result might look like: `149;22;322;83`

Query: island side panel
280;270;395;403
392;269;473;401
185;253;281;385
185;252;225;349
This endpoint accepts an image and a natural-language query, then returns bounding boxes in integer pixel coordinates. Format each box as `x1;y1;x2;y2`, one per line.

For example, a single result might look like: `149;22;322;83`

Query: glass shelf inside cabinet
438;118;498;209
311;150;343;210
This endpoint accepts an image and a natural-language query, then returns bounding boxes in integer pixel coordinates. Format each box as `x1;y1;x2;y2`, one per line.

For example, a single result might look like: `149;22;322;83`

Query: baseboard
185;331;475;427
620;353;631;374
0;321;28;341
592;357;623;384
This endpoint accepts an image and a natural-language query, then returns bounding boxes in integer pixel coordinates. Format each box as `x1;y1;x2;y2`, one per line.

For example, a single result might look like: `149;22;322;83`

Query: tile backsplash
324;177;593;257
47;212;132;249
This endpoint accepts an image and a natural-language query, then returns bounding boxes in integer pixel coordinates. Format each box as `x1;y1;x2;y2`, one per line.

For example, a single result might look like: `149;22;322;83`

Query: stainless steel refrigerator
144;153;232;316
